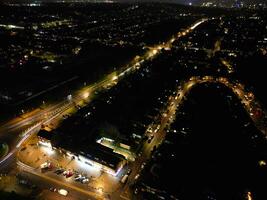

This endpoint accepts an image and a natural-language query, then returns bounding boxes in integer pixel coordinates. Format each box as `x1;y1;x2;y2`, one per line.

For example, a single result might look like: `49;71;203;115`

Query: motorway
0;18;208;200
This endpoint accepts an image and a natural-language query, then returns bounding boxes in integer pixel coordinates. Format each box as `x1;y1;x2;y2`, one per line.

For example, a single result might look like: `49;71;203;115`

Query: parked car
63;170;74;178
127;168;132;175
58;189;68;196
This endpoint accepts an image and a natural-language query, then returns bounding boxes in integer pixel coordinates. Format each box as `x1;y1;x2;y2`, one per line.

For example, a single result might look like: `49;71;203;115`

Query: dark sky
2;0;265;5
2;0;200;4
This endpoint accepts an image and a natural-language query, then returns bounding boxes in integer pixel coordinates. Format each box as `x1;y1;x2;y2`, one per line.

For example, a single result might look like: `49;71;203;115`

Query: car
74;175;82;181
141;162;146;169
127;168;132;175
120;174;129;184
54;168;64;175
134;188;138;195
63;170;74;178
81;178;89;184
66;172;74;178
58;189;68;196
134;174;140;180
40;162;53;172
147;134;154;143
40;162;50;169
49;187;57;192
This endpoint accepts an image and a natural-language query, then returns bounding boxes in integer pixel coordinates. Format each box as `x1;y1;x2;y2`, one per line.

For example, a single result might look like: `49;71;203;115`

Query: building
37;130;126;176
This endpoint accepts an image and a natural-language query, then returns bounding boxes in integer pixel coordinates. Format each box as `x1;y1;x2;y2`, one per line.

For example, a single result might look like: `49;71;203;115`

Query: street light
247;191;253;200
97;187;103;194
67;94;72;101
112;75;118;81
83;92;90;99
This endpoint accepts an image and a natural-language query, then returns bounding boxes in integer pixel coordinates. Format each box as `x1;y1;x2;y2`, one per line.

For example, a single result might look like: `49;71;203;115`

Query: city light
0;4;266;200
97;187;103;194
83;92;90;99
247;191;253;200
38;140;52;148
41;146;55;156
58;189;68;196
259;160;266;166
112;75;118;81
152;49;158;55
67;94;72;101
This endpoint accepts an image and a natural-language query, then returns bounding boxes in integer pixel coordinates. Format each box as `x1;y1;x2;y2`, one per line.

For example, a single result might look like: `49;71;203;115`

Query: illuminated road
0;18;208;167
1;16;264;200
12;75;267;200
17;161;101;200
0;18;209;200
118;76;267;200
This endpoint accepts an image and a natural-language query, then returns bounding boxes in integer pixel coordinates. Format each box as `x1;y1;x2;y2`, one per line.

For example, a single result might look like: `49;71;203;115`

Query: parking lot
17;135;124;196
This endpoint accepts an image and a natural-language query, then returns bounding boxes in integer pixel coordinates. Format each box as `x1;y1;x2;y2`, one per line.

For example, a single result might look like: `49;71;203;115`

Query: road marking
120;194;131;200
19;163;102;200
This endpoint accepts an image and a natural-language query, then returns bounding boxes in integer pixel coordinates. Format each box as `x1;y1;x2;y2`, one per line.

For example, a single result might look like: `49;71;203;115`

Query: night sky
2;0;266;6
1;0;200;5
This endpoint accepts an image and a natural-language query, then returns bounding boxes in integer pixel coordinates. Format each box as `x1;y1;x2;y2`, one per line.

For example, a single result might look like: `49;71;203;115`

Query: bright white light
97;187;103;194
113;165;123;177
67;94;72;101
77;155;102;174
66;151;73;157
58;189;68;196
39;141;52;148
101;137;114;142
42;146;55;156
247;192;253;200
112;76;118;81
83;92;90;99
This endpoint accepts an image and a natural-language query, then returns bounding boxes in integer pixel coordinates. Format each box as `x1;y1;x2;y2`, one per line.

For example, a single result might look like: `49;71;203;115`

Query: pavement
17;135;121;195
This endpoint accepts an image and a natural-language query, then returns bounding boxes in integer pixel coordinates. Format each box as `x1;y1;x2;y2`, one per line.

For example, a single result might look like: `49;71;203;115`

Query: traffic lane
119;126;169;199
119;89;186;198
0;150;16;172
3;18;209;197
0;18;208;133
17;140;119;198
18;168;102;200
19;171;99;200
0;19;207;148
119;76;267;199
0;101;66;132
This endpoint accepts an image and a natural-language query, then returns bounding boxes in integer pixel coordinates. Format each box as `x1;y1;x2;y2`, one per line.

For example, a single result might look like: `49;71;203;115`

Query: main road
3;16;264;200
12;75;267;200
0;18;208;199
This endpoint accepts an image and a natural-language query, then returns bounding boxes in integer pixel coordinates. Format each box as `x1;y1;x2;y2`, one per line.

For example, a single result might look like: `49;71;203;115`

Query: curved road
120;76;267;200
